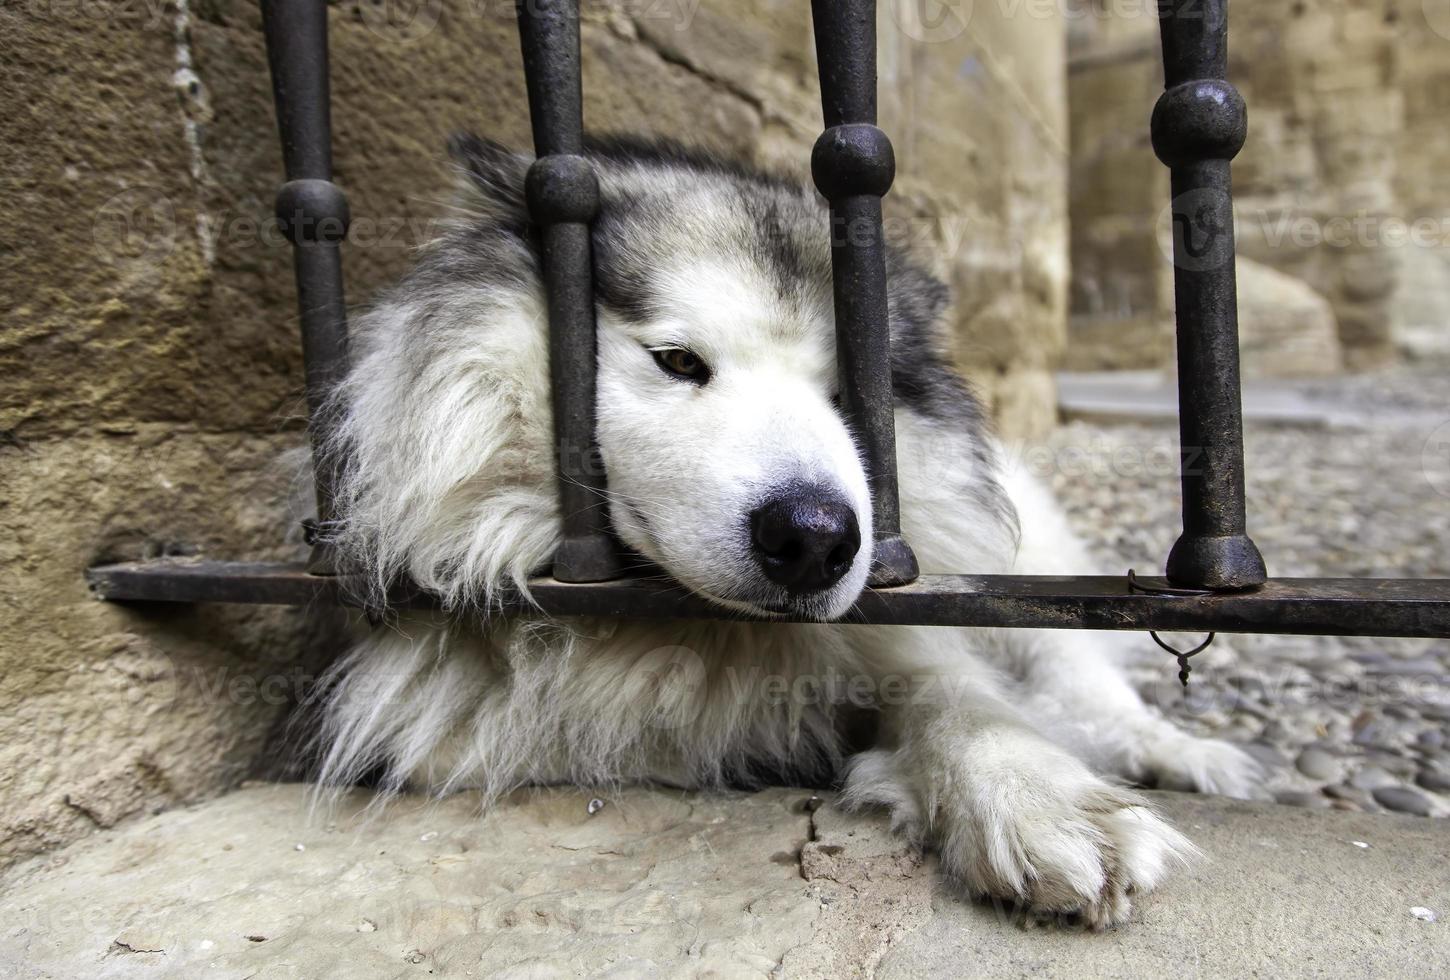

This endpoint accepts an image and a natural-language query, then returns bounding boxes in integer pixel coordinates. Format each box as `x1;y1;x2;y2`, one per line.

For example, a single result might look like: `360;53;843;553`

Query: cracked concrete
2;784;1446;978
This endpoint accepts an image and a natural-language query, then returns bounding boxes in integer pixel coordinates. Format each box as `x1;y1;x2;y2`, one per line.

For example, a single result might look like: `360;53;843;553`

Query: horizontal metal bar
85;561;1450;639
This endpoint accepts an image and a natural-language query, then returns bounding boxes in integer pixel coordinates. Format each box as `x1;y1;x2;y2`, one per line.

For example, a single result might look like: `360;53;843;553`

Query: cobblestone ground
1035;370;1450;817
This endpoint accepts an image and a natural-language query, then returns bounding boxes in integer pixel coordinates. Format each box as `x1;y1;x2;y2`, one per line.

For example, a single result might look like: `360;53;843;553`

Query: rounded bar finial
275;178;351;245
525;155;600;225
811;123;895;200
1151;80;1247;168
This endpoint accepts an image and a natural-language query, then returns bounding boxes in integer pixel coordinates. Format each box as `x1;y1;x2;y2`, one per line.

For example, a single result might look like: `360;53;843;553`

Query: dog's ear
886;251;952;331
447;132;530;220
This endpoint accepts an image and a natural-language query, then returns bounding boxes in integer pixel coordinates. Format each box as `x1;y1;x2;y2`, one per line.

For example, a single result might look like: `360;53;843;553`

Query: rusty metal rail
87;561;1450;639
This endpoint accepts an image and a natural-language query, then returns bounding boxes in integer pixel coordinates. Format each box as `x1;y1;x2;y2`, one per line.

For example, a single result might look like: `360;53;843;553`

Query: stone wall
1065;11;1172;371
1067;0;1450;373
1392;6;1450;360
0;0;1067;867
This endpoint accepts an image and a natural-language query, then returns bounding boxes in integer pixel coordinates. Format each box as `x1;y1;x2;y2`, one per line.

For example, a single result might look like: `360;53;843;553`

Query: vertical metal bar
809;0;918;587
261;0;350;576
1151;0;1266;590
515;0;622;582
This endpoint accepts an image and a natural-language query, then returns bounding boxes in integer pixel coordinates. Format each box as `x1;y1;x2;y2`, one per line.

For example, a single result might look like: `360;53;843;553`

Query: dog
310;133;1260;928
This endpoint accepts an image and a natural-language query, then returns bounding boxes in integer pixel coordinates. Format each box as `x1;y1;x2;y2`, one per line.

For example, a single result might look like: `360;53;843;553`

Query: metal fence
87;0;1450;641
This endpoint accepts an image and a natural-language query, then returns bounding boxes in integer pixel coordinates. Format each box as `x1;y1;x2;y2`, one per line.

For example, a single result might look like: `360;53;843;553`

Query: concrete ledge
1055;370;1448;429
2;784;1446;977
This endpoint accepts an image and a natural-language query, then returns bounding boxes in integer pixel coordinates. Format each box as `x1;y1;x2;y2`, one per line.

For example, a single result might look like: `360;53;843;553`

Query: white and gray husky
312;134;1259;927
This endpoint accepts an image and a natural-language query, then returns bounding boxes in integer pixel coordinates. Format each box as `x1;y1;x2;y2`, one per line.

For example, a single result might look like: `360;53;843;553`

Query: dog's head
584;141;873;619
335;135;958;620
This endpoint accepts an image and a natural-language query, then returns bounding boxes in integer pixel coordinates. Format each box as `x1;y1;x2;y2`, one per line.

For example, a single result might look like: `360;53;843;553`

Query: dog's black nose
749;488;860;594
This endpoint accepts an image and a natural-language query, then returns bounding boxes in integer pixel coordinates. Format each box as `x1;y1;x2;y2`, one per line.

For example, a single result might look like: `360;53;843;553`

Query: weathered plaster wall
0;0;1068;867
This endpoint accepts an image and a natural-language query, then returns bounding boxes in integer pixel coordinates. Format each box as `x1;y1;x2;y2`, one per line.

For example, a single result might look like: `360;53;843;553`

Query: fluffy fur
310;134;1260;927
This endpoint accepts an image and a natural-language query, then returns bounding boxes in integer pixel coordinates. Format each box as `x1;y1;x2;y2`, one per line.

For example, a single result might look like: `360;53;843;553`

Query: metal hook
1148;629;1216;689
1126;568;1216;598
1127;569;1218;688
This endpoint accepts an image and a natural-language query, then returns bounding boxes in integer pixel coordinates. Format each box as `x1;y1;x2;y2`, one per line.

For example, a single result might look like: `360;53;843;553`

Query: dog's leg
986;626;1263;798
838;638;1198;927
984;467;1261;798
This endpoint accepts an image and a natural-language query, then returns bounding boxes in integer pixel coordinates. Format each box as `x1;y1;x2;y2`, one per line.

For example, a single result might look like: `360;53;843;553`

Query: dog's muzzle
749;484;861;594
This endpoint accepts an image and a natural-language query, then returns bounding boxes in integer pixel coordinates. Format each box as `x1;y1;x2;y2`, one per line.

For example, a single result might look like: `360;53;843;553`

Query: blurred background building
1069;0;1450;374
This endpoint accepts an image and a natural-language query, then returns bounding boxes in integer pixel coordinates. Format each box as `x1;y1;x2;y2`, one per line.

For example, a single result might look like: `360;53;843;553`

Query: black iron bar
261;0;351;576
515;0;622;582
1152;0;1266;590
809;0;919;588
87;561;1450;639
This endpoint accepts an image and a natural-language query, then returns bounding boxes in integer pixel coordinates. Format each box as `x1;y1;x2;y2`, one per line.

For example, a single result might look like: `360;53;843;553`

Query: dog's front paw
938;744;1199;928
1124;723;1265;799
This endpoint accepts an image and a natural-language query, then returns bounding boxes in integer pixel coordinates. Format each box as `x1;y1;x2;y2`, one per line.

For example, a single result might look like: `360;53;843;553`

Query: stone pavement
1042;369;1450;819
2;783;1446;978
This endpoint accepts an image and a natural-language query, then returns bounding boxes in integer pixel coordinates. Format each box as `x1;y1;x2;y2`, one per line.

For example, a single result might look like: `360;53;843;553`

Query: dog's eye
650;347;711;385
